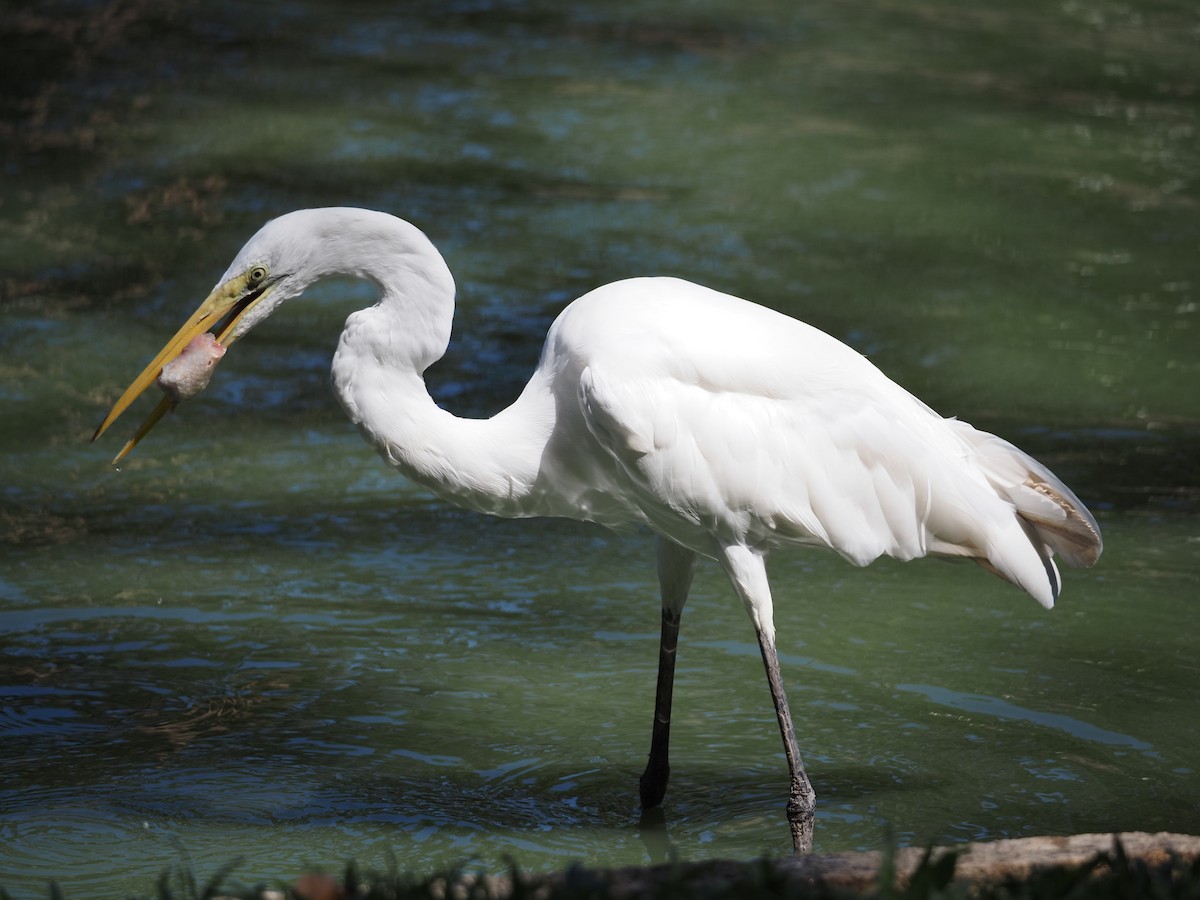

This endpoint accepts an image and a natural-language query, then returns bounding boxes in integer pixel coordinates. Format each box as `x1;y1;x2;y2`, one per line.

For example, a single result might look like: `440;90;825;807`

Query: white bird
94;207;1103;852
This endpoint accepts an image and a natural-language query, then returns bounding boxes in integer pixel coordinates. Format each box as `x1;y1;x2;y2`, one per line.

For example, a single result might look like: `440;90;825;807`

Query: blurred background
1;0;1197;896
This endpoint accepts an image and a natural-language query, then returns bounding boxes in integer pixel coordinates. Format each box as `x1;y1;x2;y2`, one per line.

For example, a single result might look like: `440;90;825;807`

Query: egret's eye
248;265;269;284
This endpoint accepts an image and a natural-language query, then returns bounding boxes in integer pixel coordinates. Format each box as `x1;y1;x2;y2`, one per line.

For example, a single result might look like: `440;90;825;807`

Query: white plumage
95;207;1102;852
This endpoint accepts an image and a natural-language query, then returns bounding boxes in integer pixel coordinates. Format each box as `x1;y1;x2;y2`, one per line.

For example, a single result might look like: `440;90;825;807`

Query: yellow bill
93;266;273;464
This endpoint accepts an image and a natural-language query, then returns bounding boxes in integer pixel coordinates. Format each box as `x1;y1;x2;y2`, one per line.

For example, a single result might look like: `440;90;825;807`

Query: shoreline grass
6;835;1199;900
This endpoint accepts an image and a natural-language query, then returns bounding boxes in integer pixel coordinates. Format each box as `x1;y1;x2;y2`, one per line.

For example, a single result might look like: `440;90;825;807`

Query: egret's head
93;208;446;464
92;213;306;463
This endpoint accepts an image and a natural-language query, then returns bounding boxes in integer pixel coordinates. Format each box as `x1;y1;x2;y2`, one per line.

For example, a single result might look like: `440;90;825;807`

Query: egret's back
548;277;1100;607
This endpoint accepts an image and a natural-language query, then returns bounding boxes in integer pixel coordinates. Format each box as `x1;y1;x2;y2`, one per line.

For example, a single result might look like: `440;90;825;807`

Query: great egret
94;207;1102;852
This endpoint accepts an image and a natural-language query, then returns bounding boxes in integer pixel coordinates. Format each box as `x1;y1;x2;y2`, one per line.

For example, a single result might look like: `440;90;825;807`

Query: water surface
1;1;1198;896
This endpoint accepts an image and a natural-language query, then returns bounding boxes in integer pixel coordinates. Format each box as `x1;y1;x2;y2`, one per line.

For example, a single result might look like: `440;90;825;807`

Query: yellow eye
248;265;268;283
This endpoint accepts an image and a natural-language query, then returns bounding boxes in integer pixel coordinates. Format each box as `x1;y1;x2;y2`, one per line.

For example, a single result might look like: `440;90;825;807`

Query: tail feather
951;422;1103;570
977;517;1062;609
1010;475;1102;567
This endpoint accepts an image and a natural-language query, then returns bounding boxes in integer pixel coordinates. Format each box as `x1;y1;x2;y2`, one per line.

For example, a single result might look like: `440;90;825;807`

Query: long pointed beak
93;270;271;464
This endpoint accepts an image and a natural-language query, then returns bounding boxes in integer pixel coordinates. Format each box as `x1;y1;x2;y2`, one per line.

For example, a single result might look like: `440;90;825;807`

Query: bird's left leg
639;537;697;810
719;543;816;854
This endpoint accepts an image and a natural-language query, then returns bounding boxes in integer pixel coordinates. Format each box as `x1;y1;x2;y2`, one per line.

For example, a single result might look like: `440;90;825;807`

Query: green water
2;0;1198;896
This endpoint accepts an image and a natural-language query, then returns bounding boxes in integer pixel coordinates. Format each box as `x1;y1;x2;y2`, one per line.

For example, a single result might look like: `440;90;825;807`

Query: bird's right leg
639;537;696;809
719;543;816;853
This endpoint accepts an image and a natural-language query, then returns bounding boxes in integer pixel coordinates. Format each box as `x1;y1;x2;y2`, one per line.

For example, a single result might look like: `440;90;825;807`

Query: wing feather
554;276;1098;607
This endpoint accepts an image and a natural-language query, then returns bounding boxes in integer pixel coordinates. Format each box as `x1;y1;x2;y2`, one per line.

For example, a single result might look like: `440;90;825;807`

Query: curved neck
322;213;554;515
297;209;458;372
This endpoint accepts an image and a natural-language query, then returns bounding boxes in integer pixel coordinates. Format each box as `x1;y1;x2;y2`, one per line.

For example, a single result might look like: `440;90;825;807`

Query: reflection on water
2;0;1199;897
896;684;1154;752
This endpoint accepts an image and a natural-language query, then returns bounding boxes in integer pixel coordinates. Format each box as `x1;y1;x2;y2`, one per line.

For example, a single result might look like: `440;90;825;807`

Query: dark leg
719;543;816;853
639;605;681;808
639;538;696;809
756;628;816;853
